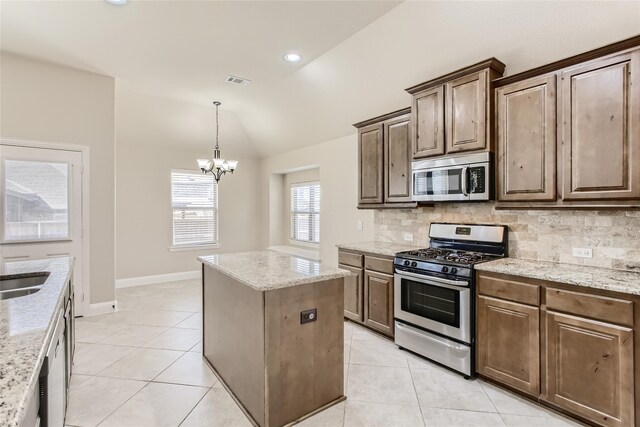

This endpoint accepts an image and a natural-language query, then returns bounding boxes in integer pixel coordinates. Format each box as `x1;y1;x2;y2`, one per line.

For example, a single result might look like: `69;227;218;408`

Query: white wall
260;135;374;266
0;52;116;304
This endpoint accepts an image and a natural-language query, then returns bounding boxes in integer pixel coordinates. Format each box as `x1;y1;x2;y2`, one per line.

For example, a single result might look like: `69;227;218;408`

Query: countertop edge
475;258;640;296
198;254;352;291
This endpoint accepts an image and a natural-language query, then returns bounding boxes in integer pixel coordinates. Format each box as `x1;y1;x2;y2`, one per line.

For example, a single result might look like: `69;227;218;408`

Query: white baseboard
115;270;201;289
88;300;118;316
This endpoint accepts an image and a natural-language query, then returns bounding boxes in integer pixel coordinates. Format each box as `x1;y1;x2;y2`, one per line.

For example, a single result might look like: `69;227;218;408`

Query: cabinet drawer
546;288;633;327
364;256;394;275
477;273;540;306
338;251;363;268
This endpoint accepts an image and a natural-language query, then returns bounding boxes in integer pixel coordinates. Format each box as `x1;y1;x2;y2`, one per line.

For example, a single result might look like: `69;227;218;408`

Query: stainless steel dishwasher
39;308;66;427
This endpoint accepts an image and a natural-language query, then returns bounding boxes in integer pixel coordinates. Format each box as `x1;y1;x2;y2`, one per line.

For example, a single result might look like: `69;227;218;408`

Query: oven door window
400;278;460;328
414;168;464;196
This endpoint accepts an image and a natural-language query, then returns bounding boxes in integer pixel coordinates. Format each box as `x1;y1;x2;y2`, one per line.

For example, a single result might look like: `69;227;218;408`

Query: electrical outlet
404;233;414;242
357;221;363;231
573;248;593;258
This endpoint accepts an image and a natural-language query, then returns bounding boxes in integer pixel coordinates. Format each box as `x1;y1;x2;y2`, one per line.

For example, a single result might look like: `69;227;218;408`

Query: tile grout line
406;353;428;427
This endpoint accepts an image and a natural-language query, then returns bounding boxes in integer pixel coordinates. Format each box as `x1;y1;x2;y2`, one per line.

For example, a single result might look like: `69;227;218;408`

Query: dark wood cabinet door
340;264;363;322
358;123;384;204
561;51;640;200
363;271;394;336
412;85;445;158
543;310;634;427
477;296;540;396
497;75;557;201
446;71;487;153
384;114;412;203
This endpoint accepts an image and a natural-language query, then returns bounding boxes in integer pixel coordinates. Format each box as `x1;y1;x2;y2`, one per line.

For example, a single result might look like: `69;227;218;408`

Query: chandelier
197;101;238;182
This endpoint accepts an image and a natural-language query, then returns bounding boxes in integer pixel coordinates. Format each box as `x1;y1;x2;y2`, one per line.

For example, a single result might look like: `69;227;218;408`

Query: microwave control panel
469;167;486;194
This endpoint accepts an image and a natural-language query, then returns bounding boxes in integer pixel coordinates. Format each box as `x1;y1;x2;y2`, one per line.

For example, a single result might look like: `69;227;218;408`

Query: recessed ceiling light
283;53;302;63
105;0;127;5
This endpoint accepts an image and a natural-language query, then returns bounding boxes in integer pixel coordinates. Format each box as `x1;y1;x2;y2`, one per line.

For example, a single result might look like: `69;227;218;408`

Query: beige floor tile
411;366;496;412
298;401;345;427
179;387;252;427
99;382;208;427
188;340;203;353
69;373;93;391
75;322;127;343
344;341;351;364
501;413;583;427
73;343;136;375
154;352;217;387
174;312;202;329
349;339;407;368
143;327;202;351
100;325;168;347
125;309;194;327
481;381;552;417
97;347;184;381
421;408;506;426
65;376;146;427
344;401;423;427
347;365;417;405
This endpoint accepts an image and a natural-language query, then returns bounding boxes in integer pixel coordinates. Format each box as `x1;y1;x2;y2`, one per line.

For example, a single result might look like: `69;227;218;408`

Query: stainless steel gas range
393;223;507;378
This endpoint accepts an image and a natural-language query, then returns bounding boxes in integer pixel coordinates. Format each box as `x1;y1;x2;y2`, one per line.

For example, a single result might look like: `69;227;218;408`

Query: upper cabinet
358;123;384;204
407;59;506;160
354;109;417;209
496;75;557;201
495;35;640;207
561;51;640;201
412;86;445;158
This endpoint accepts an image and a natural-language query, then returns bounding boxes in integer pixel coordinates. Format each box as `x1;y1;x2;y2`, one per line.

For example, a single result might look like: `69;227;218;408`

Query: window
3;159;70;242
290;182;320;244
171;170;218;248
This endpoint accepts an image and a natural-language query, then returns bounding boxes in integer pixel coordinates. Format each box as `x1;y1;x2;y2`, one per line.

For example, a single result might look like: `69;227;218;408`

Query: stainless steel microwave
412;152;492;202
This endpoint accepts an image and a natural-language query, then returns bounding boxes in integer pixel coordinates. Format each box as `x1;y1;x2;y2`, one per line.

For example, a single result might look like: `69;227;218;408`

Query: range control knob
403;260;410;266
441;266;449;273
450;268;458;274
411;261;418;267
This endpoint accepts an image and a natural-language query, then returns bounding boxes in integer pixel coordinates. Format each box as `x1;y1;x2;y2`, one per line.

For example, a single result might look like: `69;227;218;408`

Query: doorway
0;141;89;315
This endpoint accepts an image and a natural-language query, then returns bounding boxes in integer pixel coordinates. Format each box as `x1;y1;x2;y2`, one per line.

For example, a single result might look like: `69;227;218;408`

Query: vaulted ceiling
2;1;639;158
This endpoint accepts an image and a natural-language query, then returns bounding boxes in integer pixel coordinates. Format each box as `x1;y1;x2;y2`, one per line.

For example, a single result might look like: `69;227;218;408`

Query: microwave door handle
461;166;469;196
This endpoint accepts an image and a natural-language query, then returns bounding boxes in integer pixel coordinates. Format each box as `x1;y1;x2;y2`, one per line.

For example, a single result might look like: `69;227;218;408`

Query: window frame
289;181;320;246
169;169;220;252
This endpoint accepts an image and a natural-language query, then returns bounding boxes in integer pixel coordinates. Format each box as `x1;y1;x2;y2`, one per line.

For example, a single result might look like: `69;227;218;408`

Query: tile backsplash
374;204;640;271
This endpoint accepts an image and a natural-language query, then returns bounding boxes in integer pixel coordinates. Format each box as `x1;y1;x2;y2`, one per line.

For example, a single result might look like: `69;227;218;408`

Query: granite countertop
0;257;73;427
198;250;352;291
476;258;640;296
336;241;421;258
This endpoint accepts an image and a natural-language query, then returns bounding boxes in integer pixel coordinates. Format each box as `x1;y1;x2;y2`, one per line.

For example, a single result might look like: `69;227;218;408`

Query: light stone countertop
198;250;352;291
476;258;640;296
336;241;421;258
0;256;74;427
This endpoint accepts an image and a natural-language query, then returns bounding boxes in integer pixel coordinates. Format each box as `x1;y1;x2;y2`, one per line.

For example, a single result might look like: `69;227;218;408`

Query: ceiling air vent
225;75;251;86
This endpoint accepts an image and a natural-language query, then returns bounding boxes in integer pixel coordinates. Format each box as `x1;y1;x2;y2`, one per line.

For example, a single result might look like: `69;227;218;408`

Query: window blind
171;170;217;246
290;182;320;244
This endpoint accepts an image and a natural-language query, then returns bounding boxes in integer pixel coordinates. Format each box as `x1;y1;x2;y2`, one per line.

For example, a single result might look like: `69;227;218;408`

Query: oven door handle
395;270;470;288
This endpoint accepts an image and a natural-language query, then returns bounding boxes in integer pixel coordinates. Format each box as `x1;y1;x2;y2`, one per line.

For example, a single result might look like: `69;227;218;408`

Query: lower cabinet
476;295;540;397
363;270;394;336
543;311;634;427
341;265;363;322
476;271;637;427
338;249;395;338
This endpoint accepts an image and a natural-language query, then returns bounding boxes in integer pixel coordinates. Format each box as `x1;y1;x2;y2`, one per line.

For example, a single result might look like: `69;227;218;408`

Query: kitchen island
198;251;350;427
